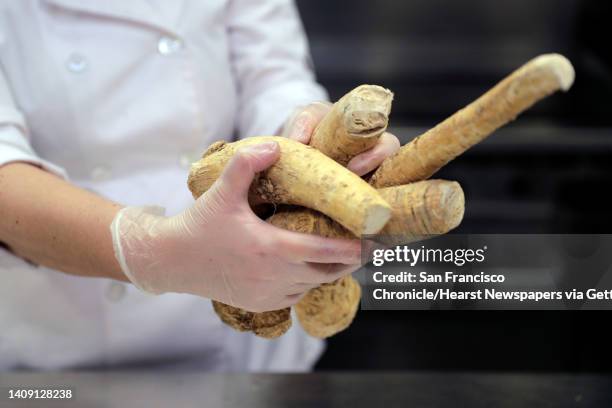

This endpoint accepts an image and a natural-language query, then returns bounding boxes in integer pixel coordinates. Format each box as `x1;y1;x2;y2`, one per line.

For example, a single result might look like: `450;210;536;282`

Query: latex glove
282;102;401;175
110;142;361;312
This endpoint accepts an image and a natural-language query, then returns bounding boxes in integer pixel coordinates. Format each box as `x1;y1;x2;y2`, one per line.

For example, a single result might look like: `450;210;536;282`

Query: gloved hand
282;102;401;175
110;142;361;312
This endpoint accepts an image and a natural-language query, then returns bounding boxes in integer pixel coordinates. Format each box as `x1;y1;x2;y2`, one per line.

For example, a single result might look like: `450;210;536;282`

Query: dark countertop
1;371;612;407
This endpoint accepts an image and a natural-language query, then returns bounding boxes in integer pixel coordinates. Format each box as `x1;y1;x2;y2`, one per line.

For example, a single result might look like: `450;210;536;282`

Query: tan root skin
268;180;465;244
369;53;575;188
212;301;291;339
188;136;391;236
310;85;393;165
295;275;362;339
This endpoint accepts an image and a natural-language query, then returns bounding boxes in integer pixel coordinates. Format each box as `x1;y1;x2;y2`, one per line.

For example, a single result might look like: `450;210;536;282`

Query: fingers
258;265;359;310
271;293;305;310
288;281;321;292
302;262;359;284
347;132;401;176
282;102;332;144
213;142;280;204
285;293;306;303
286;270;347;291
252;289;310;311
282;264;357;305
269;225;361;265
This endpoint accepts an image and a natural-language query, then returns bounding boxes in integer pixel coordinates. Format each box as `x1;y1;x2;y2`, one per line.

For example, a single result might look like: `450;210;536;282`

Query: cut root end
362;204;392;236
346;111;387;137
433;181;466;232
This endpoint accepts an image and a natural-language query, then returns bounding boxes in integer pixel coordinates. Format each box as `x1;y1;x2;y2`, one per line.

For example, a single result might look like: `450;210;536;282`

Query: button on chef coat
157;36;183;55
0;0;327;372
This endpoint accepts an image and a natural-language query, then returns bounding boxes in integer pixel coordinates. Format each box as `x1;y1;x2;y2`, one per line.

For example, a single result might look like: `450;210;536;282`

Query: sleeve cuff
0;126;68;180
238;80;329;138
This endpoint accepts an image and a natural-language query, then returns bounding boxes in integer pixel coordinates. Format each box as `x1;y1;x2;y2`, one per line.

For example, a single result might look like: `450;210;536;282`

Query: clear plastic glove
282;102;401;175
110;142;361;312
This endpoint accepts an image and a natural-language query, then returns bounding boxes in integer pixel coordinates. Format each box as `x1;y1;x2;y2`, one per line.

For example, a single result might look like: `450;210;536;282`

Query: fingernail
291;113;311;143
244;142;278;155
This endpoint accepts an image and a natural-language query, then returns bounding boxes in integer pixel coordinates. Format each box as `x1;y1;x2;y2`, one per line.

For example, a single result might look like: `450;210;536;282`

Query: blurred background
294;0;612;372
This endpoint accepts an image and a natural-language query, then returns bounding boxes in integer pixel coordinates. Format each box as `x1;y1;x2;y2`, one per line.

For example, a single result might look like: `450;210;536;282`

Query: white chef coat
0;0;328;372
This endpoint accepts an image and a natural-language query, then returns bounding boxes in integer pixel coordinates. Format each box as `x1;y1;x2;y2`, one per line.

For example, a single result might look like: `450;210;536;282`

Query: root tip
535;53;575;91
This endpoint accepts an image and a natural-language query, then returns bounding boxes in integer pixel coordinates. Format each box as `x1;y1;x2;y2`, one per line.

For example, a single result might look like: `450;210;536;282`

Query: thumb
212;141;280;205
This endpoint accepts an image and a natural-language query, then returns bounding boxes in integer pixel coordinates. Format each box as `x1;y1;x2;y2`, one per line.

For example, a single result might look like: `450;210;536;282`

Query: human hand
282;102;401;175
110;142;361;311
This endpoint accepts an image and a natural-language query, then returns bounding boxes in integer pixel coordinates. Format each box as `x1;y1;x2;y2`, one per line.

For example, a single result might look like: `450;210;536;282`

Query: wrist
110;205;168;294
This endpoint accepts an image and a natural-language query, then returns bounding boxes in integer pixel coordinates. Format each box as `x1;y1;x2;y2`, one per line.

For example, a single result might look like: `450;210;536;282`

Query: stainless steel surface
1;371;611;407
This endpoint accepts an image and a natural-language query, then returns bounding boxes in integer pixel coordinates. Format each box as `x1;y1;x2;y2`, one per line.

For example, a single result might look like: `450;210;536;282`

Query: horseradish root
290;53;574;337
212;302;291;339
310;85;393;165
267;180;465;245
378;180;465;244
250;86;391;338
295;275;362;339
269;180;465;339
194;86;393;339
188;136;391;236
187;54;575;339
369;53;575;187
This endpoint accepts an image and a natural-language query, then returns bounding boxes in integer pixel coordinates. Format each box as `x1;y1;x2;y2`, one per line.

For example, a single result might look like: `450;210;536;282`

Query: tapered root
370;54;575;187
188;137;391;236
